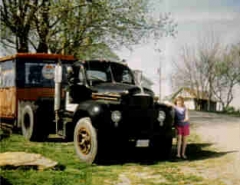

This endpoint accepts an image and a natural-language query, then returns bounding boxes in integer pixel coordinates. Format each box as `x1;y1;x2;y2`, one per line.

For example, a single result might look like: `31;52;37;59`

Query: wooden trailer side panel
0;58;16;119
0;87;17;119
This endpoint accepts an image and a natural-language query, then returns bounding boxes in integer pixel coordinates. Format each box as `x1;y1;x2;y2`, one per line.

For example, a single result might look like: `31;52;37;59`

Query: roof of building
164;87;218;102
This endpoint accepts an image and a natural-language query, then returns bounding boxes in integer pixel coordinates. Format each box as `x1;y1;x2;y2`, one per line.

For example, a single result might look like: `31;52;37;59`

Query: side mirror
133;70;143;86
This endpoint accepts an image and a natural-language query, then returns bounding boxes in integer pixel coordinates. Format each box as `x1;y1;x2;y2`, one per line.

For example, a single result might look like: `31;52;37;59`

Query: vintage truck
0;53;174;164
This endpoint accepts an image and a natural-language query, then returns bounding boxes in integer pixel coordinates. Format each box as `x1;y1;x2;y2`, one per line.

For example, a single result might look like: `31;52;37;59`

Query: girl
166;96;190;159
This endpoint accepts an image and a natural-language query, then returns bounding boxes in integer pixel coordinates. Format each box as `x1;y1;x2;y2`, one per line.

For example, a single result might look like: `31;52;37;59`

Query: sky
115;0;240;109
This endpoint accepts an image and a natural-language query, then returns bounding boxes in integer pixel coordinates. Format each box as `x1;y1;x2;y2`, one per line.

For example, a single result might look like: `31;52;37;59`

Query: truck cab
58;60;174;164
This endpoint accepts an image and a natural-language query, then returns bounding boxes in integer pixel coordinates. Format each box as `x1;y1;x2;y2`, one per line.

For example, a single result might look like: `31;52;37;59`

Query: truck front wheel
150;136;173;160
74;117;98;164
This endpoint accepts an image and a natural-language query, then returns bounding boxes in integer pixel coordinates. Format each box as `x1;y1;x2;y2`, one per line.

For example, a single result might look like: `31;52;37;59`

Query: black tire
162;137;173;159
21;103;49;141
74;117;98;164
151;136;173;160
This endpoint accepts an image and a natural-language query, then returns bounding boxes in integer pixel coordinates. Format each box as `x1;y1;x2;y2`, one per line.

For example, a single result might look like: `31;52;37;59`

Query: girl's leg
177;135;182;157
182;136;188;158
182;125;190;158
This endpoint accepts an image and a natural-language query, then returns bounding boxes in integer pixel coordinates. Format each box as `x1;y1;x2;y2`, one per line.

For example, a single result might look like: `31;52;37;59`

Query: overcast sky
116;0;240;108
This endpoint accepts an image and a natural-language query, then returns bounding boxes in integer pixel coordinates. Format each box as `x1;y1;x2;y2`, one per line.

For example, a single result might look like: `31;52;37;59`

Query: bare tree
171;35;221;111
197;36;221;111
171;45;210;110
212;43;240;109
171;36;240;111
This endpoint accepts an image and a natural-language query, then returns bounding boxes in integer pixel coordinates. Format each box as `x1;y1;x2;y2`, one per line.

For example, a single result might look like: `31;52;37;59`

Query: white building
164;87;223;111
230;85;240;111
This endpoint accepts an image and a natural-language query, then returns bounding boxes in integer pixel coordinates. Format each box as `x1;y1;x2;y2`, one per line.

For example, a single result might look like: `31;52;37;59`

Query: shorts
175;124;190;136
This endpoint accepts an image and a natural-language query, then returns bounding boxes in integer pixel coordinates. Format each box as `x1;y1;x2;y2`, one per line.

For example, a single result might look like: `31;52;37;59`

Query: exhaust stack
54;61;62;133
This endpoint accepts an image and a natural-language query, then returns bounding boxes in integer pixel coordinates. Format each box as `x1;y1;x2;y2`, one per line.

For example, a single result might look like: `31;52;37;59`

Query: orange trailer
0;53;76;128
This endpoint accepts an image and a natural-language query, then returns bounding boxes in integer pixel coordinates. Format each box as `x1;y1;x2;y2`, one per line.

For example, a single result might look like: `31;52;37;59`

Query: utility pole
156;48;162;101
158;60;162;101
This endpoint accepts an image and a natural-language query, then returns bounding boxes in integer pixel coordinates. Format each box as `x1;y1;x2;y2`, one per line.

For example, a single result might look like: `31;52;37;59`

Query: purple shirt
174;107;189;126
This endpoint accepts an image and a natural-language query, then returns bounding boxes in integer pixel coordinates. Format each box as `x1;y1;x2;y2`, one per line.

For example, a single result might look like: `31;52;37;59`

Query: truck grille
120;109;158;134
124;95;153;109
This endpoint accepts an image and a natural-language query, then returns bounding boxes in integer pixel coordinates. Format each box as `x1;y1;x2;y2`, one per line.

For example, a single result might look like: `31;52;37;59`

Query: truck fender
73;100;109;129
155;102;175;127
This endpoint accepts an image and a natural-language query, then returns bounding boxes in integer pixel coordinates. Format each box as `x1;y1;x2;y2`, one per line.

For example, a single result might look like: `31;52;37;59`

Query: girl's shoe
173;155;181;162
175;155;181;159
182;155;187;159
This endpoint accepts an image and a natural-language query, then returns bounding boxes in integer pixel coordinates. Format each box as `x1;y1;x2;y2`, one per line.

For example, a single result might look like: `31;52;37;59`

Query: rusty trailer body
0;53;76;127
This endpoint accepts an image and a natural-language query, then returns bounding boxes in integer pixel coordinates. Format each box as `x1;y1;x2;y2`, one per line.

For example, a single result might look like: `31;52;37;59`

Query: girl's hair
174;96;185;107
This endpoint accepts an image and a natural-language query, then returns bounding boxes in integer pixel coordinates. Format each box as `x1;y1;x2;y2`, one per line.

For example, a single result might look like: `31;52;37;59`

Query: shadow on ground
184;143;237;161
96;147;165;166
95;142;237;165
0;129;11;141
0;164;66;171
0;176;12;185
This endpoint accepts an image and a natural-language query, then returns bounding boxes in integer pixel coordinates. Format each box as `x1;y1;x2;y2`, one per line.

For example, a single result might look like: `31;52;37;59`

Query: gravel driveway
189;111;240;184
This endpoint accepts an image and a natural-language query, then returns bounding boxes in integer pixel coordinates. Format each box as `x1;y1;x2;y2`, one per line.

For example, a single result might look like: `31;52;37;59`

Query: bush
223;106;240;116
224;106;235;113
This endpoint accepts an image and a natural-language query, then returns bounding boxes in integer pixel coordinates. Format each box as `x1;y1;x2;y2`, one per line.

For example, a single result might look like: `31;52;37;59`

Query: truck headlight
111;110;121;123
158;111;166;122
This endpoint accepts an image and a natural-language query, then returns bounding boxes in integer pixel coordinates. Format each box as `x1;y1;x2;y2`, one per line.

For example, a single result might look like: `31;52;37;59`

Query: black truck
21;59;174;164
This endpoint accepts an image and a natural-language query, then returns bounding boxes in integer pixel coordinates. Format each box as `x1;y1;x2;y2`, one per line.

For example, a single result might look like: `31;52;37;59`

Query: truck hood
91;82;154;96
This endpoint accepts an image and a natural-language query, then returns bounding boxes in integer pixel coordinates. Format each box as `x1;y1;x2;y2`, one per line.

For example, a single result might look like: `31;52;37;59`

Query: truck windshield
85;61;134;85
111;62;134;84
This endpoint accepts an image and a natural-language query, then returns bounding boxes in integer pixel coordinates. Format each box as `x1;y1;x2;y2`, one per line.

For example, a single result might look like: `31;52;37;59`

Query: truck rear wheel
74;117;98;164
21;103;48;141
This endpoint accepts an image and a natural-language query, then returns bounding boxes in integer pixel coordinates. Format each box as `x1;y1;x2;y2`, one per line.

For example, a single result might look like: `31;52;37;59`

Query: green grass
0;134;93;185
0;131;229;185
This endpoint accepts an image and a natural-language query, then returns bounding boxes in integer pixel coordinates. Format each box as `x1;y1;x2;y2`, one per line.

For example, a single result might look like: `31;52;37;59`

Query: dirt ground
112;111;240;185
188;111;240;184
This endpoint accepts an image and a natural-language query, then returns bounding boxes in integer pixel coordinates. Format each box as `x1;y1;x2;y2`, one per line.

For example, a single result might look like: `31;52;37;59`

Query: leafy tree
1;0;176;59
0;0;38;52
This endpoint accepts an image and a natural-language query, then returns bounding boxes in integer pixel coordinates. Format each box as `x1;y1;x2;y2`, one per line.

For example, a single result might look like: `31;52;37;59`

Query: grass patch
0;131;232;185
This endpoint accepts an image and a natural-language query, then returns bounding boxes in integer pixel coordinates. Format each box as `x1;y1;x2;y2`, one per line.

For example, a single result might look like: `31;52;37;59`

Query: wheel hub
77;128;91;155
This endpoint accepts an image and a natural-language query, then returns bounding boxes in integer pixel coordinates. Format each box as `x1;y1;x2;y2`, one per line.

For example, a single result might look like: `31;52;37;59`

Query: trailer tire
74;117;98;164
21;103;48;141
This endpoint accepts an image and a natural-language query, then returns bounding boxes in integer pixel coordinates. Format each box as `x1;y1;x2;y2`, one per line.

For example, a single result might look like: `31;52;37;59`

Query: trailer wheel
21;103;48;141
74;117;98;164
